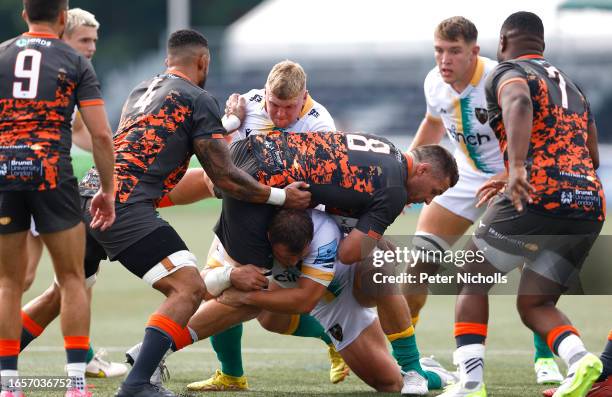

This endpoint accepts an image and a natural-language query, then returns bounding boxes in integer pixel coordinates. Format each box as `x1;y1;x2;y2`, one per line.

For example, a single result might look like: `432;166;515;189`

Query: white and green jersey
270;210;340;289
232;88;335;142
424;56;504;175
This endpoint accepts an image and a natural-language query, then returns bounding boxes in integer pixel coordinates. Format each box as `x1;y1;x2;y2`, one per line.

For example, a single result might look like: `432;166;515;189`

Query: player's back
487;56;604;220
0;32;102;191
114;71;224;204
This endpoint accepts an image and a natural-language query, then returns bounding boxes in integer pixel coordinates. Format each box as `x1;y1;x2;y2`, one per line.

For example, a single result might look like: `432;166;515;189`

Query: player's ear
164;57;169;67
21;9;27;24
416;163;431;176
472;44;480;57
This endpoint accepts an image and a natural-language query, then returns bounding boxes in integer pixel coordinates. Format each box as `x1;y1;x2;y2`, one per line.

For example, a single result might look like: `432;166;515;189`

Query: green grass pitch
19;201;611;396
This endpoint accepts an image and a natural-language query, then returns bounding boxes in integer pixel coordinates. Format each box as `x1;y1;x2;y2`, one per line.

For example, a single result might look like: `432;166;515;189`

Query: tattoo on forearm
193;138;267;202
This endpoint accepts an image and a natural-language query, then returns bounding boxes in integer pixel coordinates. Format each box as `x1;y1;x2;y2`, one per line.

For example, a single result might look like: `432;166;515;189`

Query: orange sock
21;311;44;337
455;322;487;346
546;325;579;353
147;313;193;351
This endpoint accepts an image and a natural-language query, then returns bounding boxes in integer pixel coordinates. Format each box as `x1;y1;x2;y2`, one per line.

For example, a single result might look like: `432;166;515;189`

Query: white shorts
431;165;493;223
310;263;377;351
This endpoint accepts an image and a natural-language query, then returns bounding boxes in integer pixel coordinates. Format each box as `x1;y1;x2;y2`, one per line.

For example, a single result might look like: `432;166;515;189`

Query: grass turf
19;202;612;396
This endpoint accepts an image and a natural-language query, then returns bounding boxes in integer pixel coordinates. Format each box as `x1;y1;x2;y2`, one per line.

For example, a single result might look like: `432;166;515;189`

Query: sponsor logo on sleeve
314;240;338;264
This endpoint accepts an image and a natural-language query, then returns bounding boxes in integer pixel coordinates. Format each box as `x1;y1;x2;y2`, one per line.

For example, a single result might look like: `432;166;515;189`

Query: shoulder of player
309;209;342;240
305;97;333;121
423;65;446;101
243;88;265;105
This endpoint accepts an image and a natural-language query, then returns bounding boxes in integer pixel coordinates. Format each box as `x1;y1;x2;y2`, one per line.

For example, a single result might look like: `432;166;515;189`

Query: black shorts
0;178;82;235
114;225;189;282
474;196;603;286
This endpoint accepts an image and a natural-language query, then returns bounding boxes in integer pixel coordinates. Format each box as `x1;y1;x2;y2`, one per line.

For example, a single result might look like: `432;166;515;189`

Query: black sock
599;337;612;381
124;327;172;388
19;328;37;351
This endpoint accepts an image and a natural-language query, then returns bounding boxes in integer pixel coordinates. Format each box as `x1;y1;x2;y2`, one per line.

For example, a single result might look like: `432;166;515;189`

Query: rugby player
164;60;348;390
405;16;562;384
543;329;612;396
70;29;309;397
440;12;605;397
129;207;457;395
19;7;128;380
0;0;116;396
215;208;459;395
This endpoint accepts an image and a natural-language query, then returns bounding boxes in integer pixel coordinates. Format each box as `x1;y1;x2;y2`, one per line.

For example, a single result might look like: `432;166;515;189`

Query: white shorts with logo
431;164;494;223
309;263;377;351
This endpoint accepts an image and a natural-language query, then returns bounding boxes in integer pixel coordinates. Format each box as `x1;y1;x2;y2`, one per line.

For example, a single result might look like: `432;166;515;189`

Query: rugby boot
328;344;350;384
186;369;248;391
536;358;564;385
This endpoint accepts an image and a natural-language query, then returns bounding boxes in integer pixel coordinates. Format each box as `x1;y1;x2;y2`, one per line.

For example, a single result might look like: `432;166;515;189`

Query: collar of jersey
23;31;59;39
403;152;414;176
164;69;194;85
469;56;486;87
516;54;545;60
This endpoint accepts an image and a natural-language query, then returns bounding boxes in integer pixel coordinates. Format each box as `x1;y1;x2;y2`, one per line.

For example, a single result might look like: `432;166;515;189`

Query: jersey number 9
13;49;42;99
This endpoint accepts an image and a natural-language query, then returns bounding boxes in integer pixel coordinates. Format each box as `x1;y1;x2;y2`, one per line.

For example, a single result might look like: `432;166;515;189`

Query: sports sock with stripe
20;311;44;351
286;314;332;345
0;340;20;392
598;329;612;381
64;336;89;391
549;326;587;371
86;344;95;364
211;324;244;377
124;328;172;387
387;326;442;389
534;332;555;362
454;322;487;388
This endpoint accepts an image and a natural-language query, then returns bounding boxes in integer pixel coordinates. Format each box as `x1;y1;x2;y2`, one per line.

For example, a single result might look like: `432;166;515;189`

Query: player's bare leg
339;319;403;392
119;265;205;396
354;256;449;394
256;284;350;384
40;223;91;394
0;231;28;395
405;202;469;323
23;232;43;292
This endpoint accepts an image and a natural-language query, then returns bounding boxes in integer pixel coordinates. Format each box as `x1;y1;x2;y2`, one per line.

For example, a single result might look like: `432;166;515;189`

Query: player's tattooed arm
193;138;311;208
193;137;272;203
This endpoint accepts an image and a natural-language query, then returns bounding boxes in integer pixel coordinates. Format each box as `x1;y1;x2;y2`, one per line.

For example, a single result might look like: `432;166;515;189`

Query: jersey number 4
133;77;162;113
13;49;42;99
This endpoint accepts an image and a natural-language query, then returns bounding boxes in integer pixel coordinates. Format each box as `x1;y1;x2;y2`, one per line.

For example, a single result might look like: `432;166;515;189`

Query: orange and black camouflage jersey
0;32;103;191
113;71;225;204
248;131;410;238
485;55;605;221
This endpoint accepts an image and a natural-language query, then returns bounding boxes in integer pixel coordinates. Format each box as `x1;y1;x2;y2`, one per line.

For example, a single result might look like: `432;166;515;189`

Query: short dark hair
167;29;208;53
24;0;68;23
435;16;478;43
411;145;459;187
268;209;313;254
501;11;544;39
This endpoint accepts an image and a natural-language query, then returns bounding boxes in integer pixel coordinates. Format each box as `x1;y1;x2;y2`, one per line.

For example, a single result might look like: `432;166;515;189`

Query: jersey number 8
346;134;391;154
13;49;42;99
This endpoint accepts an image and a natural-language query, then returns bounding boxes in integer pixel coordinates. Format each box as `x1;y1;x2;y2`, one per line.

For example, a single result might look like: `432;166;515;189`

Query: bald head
497;11;545;62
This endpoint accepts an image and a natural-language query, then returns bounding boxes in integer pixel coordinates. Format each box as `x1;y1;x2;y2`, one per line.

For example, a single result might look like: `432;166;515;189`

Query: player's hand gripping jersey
0;32;103;191
232;88;335;141
425;56;505;175
485;55;605;221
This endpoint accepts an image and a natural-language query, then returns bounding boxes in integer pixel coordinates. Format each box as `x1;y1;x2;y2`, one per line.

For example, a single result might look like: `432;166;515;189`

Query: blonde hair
265;60;307;100
65;8;99;36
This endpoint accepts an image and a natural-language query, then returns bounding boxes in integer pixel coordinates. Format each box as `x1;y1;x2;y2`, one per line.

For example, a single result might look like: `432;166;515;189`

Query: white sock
454;344;485;389
557;334;587;372
1;369;19;392
66;362;87;391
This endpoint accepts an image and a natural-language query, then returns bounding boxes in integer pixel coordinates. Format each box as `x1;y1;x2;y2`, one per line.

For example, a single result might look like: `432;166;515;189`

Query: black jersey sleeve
355;186;407;239
191;92;226;140
485;61;527;112
76;56;103;107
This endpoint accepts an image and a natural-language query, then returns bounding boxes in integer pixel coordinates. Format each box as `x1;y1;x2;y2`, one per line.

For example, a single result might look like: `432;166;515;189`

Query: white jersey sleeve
424;68;442;119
